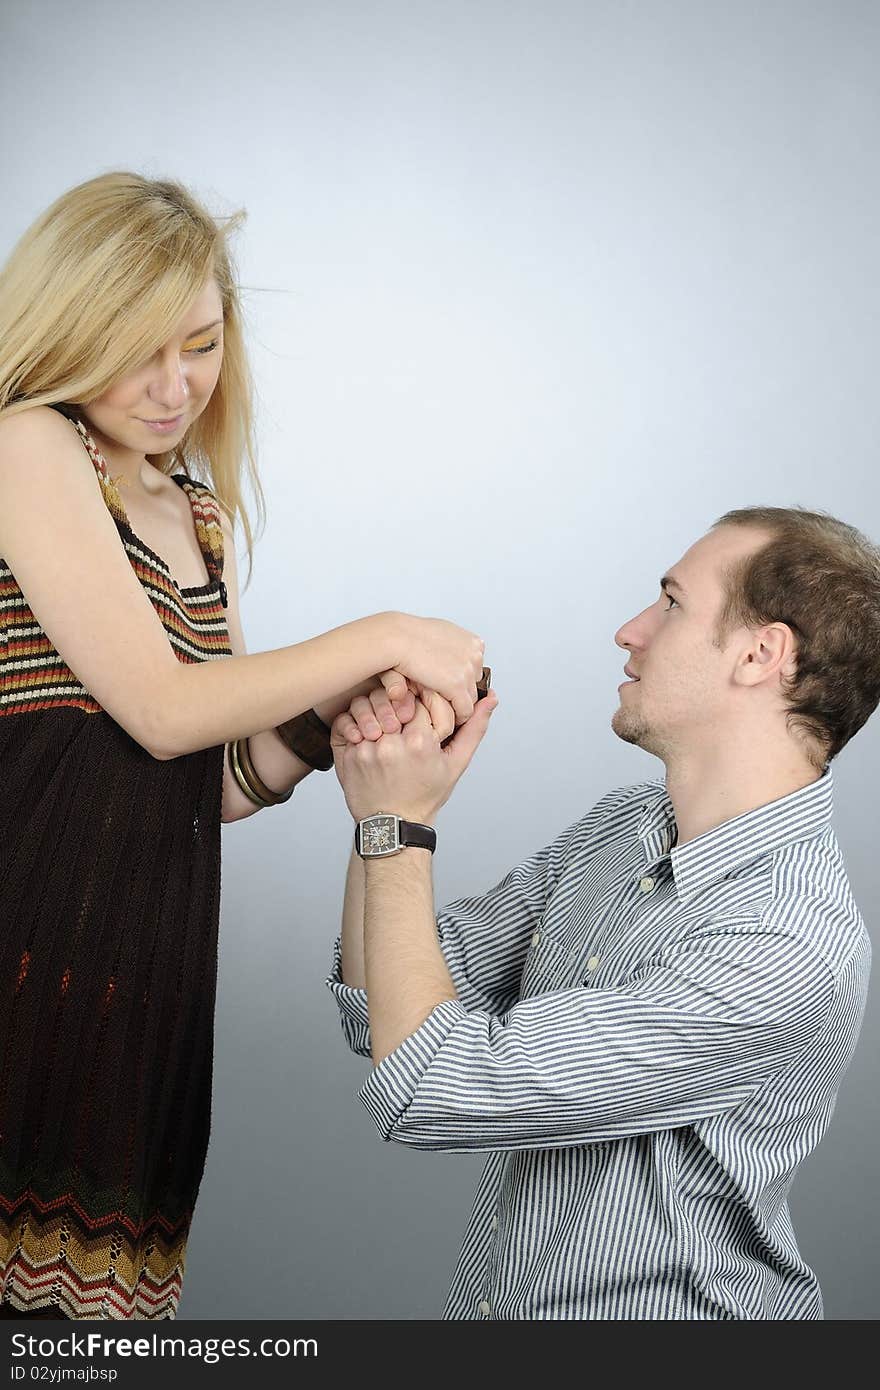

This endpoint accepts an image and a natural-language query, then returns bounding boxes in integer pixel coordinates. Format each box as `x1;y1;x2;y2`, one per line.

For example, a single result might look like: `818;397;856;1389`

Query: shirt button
639;876;655;894
490;1213;498;1231
530;930;541;948
586;955;601;972
479;1300;492;1317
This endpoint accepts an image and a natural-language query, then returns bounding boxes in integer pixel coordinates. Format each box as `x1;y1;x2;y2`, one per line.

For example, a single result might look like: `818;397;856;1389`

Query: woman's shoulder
0;403;77;448
0;407;94;495
0;407;113;523
0;407;118;563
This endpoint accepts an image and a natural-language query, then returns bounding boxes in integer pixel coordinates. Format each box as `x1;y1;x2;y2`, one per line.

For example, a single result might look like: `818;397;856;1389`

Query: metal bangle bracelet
229;738;294;807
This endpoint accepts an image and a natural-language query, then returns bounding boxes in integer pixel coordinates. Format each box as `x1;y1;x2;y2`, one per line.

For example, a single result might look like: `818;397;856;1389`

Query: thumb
443;690;499;774
420;688;455;742
378;668;408;701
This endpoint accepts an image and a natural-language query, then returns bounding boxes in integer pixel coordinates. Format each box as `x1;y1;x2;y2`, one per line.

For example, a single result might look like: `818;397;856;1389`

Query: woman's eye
662;594;678;610
185;338;219;355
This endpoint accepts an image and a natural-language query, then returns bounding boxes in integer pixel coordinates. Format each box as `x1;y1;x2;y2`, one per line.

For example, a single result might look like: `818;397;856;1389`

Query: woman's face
81;276;225;456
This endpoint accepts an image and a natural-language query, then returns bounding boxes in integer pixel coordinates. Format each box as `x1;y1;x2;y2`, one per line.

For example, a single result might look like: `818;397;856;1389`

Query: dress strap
171;476;228;607
70;417;129;530
68;414;228;608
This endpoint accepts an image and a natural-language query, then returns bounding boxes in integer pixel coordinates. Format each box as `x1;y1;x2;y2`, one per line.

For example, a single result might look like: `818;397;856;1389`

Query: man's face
612;524;772;760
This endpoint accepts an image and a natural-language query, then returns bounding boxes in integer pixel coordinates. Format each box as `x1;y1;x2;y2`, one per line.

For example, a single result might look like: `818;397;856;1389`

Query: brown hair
712;506;880;768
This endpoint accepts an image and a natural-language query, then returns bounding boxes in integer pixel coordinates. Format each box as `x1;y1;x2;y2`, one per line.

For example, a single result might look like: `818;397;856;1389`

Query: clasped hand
331;680;499;826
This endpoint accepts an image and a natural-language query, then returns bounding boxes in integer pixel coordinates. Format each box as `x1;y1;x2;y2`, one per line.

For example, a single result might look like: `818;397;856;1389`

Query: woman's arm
218;511;312;821
219;515;401;822
0;407;483;761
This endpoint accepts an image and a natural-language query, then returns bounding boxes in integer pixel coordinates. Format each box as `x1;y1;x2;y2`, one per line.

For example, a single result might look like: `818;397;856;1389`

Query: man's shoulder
697;829;871;980
762;830;871;976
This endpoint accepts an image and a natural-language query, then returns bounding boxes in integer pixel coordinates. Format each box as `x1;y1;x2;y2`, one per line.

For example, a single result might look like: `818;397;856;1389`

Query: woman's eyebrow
183;318;224;337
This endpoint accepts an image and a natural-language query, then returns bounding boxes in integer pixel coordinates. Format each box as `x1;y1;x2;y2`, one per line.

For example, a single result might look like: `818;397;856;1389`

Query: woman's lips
139;414;184;433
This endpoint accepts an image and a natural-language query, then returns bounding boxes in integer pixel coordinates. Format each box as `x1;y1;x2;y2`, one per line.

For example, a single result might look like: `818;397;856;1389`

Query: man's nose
614;605;653;651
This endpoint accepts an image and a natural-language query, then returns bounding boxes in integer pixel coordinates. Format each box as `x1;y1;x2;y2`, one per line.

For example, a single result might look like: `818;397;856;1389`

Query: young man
326;506;876;1320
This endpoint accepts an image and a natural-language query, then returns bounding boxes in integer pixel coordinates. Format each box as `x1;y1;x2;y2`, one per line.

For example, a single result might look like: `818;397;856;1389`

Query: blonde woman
0;172;484;1321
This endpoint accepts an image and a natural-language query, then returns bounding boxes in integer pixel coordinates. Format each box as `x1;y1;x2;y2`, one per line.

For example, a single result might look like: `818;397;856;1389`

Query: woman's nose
150;359;191;410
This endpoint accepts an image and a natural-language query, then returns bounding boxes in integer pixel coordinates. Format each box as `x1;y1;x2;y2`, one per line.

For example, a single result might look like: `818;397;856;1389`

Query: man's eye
662;594;678;611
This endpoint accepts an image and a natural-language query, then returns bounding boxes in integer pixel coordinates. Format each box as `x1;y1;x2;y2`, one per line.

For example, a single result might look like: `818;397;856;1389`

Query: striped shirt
327;767;871;1319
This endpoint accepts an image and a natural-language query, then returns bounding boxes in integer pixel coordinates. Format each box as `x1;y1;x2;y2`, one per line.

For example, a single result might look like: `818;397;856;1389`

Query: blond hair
0;170;265;582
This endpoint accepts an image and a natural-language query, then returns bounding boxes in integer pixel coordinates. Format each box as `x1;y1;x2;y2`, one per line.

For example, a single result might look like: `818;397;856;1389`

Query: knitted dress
0;412;232;1318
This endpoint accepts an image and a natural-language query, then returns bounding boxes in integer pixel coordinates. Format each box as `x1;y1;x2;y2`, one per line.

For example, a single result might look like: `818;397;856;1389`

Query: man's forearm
341;845;367;987
364;850;458;1065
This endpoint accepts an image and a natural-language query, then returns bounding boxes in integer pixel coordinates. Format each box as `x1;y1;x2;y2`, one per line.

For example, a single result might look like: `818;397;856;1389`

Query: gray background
2;0;877;1320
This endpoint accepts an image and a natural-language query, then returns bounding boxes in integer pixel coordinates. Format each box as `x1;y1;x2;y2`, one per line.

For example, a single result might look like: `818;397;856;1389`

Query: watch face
361;815;399;855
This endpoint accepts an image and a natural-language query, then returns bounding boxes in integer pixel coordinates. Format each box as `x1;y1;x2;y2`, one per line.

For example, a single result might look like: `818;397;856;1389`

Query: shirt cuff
357;998;467;1139
325;935;371;1058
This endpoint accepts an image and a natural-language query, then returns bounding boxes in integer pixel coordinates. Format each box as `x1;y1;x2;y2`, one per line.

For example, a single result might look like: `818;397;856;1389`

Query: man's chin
611;708;648;749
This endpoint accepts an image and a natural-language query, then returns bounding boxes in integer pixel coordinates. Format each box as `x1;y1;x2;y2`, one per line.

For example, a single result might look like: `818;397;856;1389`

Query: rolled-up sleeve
355;926;836;1151
326;936;372;1058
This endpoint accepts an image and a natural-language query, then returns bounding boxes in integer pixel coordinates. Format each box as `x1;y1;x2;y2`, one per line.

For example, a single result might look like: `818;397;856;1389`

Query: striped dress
0;411;232;1319
328;770;871;1319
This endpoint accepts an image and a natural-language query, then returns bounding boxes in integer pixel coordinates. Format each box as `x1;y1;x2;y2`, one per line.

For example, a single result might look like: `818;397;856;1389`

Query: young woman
0;171;484;1320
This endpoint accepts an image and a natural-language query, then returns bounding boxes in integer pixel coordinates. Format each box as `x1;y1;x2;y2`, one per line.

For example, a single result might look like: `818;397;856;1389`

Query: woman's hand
391;614;485;725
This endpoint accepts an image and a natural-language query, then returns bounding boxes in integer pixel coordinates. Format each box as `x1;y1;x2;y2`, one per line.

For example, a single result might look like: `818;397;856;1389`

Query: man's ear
735;622;796;688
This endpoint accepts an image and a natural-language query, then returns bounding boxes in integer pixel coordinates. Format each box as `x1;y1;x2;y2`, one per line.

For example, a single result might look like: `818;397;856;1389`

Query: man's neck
664;740;824;847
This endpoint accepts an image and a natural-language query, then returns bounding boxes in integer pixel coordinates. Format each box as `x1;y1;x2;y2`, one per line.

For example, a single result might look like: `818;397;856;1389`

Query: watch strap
398;819;436;853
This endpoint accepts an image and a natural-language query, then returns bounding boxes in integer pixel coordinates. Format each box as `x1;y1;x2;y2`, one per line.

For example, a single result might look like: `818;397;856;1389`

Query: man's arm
340;848;367;988
331;690;638;1054
363;853;457;1065
329;692;838;1154
332;813;592;1060
339;683;423;987
332;694;499;1062
356;920;837;1151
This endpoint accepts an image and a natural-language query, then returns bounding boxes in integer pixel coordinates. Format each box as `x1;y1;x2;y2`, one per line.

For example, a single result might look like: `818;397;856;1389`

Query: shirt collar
636;765;834;905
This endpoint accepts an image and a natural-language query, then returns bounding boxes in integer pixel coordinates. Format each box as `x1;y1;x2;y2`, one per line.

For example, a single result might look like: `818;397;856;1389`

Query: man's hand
313;668;413;730
332;690;499;825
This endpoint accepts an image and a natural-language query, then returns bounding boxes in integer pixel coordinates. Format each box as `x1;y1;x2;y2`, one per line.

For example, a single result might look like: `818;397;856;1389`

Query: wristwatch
355;813;437;858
